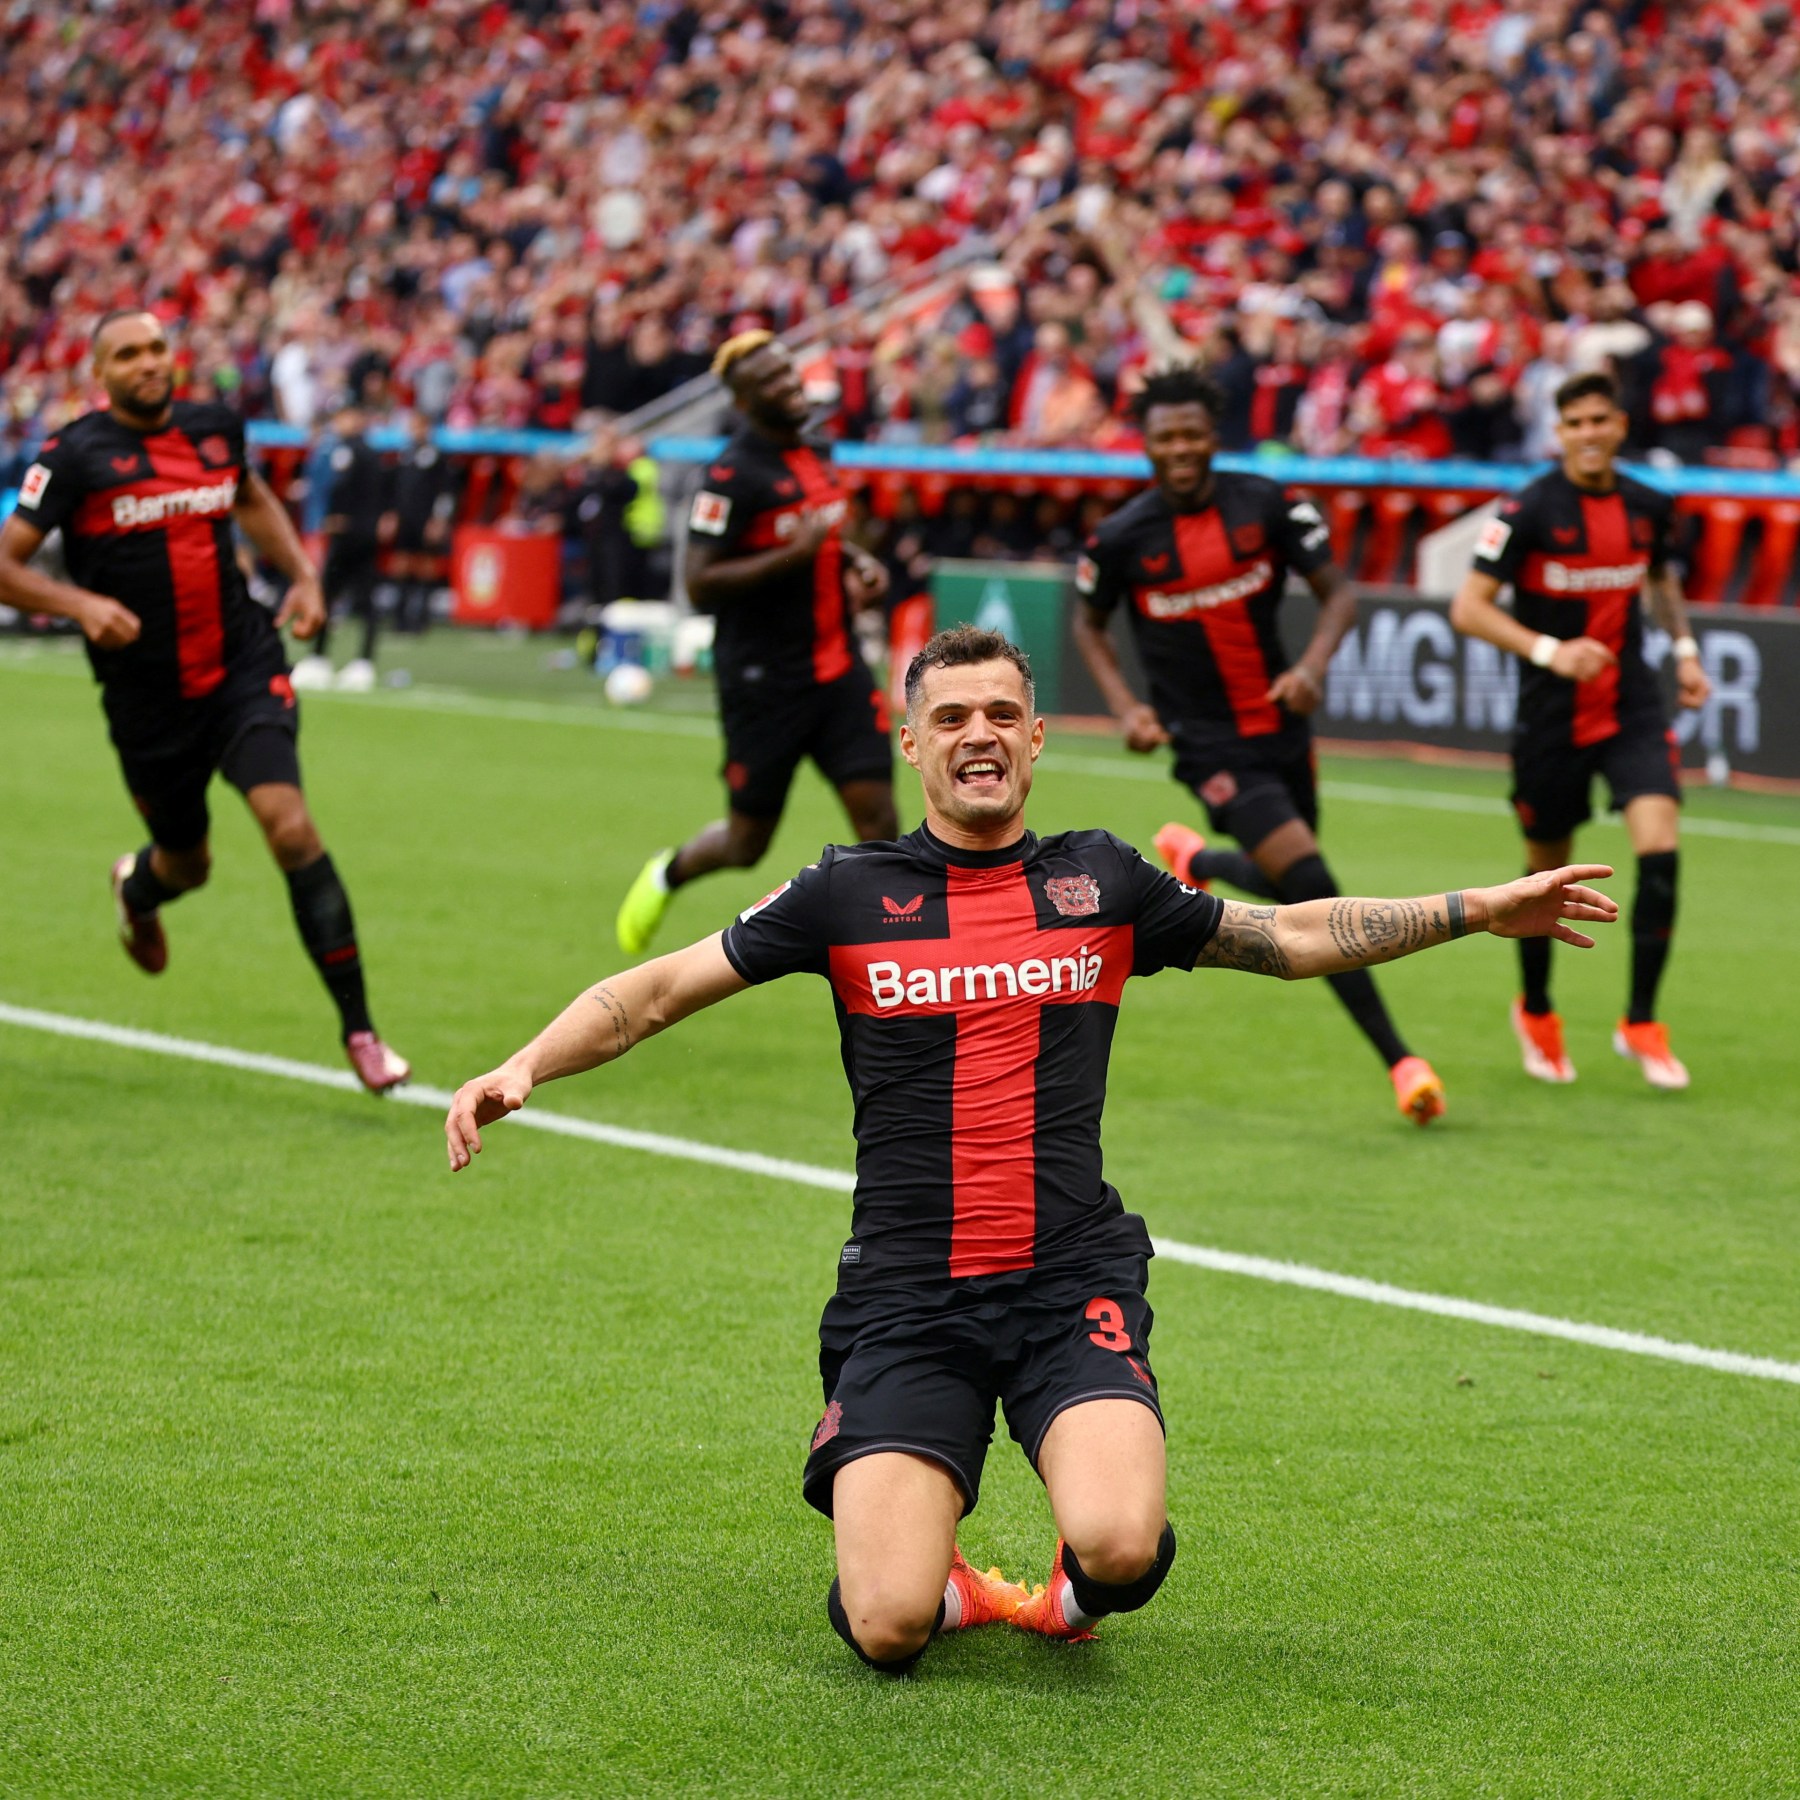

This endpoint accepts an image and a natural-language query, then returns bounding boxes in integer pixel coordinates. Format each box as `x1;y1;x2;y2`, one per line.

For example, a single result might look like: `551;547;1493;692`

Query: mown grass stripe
6;998;1795;1386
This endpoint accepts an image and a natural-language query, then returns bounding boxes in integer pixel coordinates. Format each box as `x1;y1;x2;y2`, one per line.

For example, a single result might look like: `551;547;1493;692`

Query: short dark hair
1554;370;1622;414
1134;363;1225;425
91;307;157;350
904;624;1035;718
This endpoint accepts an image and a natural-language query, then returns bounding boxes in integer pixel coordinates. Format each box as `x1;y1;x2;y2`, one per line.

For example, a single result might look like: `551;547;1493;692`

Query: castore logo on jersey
882;894;925;923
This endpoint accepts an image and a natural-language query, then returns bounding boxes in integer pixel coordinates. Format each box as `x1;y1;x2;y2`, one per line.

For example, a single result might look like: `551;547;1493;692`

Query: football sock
1189;848;1280;899
938;1574;962;1632
1520;895;1553;1014
1062;1522;1178;1624
827;1578;942;1675
285;853;374;1040
1276;854;1410;1067
1628;850;1678;1025
121;845;185;913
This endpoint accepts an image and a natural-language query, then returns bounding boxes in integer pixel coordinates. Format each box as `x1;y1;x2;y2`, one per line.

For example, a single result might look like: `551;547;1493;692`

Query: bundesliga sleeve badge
690;491;731;536
1074;554;1098;596
18;462;50;508
1475;515;1513;560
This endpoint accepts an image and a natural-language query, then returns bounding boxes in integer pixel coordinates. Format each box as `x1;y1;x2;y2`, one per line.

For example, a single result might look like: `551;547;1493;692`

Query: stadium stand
4;1;1800;601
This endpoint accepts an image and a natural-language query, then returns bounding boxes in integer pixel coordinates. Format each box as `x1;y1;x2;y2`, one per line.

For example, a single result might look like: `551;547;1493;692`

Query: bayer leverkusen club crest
195;434;233;468
1045;874;1101;918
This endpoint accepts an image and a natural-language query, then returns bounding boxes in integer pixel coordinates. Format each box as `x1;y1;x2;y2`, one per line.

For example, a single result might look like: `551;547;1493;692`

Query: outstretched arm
1195;866;1618;980
445;933;748;1169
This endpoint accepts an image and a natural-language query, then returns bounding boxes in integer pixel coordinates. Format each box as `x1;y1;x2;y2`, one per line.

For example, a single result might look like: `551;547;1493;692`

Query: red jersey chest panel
1131;506;1283;737
731;444;853;685
1517;489;1648;748
828;861;1133;1278
66;419;243;700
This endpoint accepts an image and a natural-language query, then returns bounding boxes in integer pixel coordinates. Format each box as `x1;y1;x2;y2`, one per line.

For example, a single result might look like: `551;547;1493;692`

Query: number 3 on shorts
1085;1297;1132;1352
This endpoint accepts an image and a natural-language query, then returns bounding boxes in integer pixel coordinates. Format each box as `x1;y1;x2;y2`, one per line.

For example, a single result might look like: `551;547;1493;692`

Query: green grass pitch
3;634;1798;1798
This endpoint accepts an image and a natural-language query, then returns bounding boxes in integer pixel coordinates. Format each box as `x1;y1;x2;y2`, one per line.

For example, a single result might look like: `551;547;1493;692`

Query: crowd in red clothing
6;0;1800;492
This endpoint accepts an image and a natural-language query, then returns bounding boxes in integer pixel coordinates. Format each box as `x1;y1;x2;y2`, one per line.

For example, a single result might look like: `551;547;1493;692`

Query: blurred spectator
3;0;1800;475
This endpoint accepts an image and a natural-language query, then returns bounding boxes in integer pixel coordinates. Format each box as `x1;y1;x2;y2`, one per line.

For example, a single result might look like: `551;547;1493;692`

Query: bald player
0;309;409;1091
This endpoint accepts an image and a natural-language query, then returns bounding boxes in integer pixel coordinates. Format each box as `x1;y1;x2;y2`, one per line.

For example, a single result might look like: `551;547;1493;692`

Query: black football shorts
801;1253;1163;1518
718;665;892;820
1171;725;1318;852
103;642;303;852
1511;713;1681;843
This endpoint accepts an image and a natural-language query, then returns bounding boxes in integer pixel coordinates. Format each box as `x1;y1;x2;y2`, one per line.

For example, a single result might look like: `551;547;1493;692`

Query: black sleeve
1469;494;1529;584
1272;487;1334;577
720;850;834;983
224;411;251;501
11;434;84;538
1114;837;1224;975
686;455;763;557
1645;489;1674;572
1074;524;1129;617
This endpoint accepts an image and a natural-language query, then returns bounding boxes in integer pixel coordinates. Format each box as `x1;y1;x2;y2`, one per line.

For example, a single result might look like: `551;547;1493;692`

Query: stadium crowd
6;0;1800;502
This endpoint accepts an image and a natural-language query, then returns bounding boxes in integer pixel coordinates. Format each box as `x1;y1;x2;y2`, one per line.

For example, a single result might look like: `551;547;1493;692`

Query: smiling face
1556;391;1627;486
1143;398;1217;504
93;312;174;424
900;657;1044;849
731;340;809;433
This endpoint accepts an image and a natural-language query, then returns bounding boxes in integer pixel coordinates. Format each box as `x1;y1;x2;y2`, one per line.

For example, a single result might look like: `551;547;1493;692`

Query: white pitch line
4;999;1795;1388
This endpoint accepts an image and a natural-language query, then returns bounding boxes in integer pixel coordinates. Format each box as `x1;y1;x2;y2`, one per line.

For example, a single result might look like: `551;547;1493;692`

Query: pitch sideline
6;997;1797;1389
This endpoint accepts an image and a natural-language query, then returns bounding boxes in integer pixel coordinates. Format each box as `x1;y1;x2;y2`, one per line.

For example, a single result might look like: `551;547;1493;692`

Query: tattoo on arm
1195;903;1293;978
1645;570;1690;637
590;984;633;1059
1324;897;1435;965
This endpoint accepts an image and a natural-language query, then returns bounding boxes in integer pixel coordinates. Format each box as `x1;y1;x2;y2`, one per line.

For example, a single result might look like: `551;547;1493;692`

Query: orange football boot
1153;821;1209;890
1511;999;1575;1083
1011;1541;1098;1643
1613;1019;1689;1091
945;1547;1028;1629
1390;1054;1446;1125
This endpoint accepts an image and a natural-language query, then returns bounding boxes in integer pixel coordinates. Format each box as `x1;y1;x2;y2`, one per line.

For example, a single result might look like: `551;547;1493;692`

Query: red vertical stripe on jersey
946;863;1040;1278
144;430;227;698
788;448;852;684
1573;493;1632;747
1175;512;1282;736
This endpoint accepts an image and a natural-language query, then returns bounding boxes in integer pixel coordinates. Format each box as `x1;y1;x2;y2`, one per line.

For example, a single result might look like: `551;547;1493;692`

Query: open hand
1476;865;1618;947
445;1063;534;1170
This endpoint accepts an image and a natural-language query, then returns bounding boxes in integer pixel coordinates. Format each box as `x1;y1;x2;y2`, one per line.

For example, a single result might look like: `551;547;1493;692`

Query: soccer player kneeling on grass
446;626;1616;1672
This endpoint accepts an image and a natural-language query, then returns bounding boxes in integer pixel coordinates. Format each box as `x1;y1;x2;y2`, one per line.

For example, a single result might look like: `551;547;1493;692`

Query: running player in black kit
1451;370;1711;1090
614;331;896;957
446;624;1615;1674
0;309;409;1091
1072;367;1446;1125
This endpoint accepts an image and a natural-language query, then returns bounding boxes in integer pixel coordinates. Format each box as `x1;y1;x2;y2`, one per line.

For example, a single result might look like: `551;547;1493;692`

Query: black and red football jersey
1077;473;1334;744
686;424;858;690
15;401;273;701
1471;468;1672;748
721;825;1223;1282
